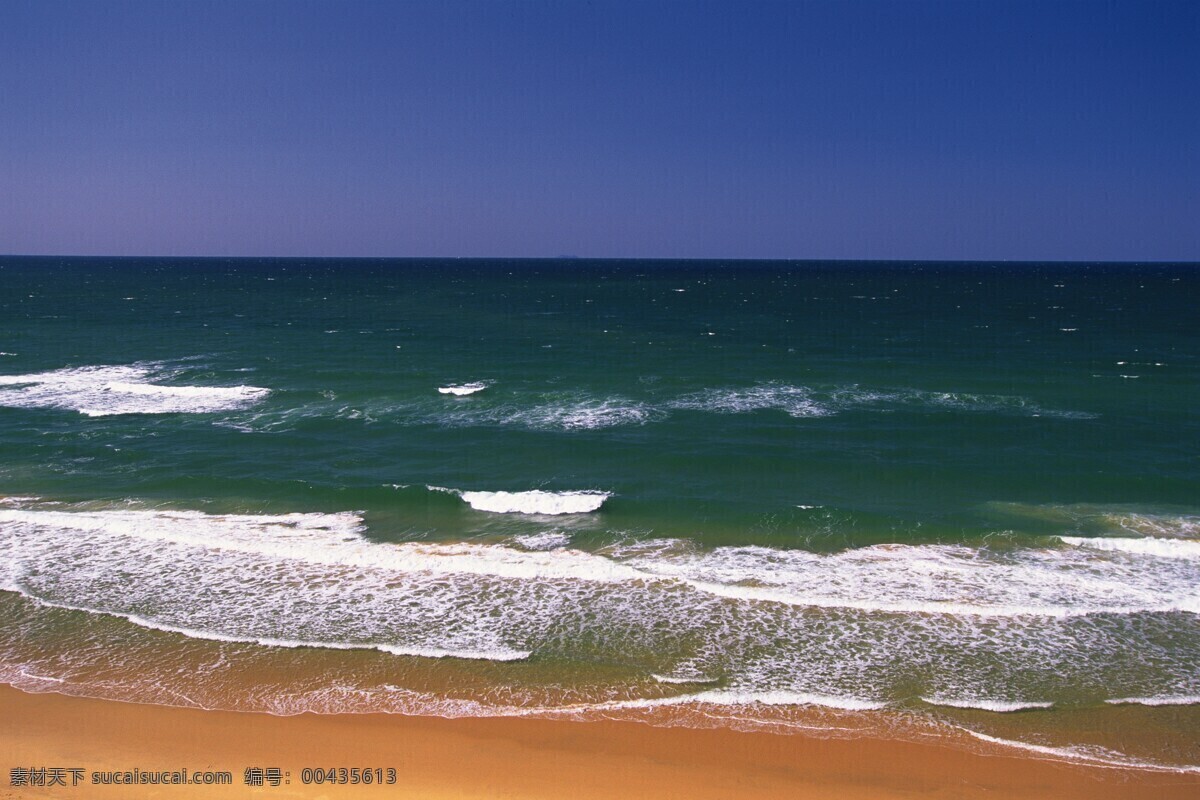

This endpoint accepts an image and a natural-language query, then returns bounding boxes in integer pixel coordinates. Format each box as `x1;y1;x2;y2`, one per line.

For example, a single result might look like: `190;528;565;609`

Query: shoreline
3;685;1199;799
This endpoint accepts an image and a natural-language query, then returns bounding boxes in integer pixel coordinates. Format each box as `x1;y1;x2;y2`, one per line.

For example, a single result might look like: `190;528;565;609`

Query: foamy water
0;364;269;416
459;490;611;515
217;381;1098;435
438;382;489;396
2;503;1197;729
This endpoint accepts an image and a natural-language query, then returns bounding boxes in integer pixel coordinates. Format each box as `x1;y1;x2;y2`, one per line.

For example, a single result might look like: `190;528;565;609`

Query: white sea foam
670;384;832;418
0;363;269;416
665;384;1093;421
297;383;1093;432
957;727;1200;774
581;690;886;713
653;690;886;712
437;382;488;396
624;541;1200;618
1105;695;1200;707
0;507;641;583
1059;536;1200;560
15;594;531;663
923;696;1053;712
3;504;1198;720
0;506;646;663
651;673;720;685
1114;515;1200;538
512;532;572;550
2;506;1196;623
422;393;654;431
459;490;611;515
374;644;531;661
988;503;1200;540
507;398;653;430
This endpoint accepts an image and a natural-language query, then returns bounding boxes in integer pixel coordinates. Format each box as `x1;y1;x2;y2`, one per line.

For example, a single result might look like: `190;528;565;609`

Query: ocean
1;257;1197;771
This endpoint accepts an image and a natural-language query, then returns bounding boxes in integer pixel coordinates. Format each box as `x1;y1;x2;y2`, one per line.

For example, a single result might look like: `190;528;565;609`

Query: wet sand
2;685;1197;799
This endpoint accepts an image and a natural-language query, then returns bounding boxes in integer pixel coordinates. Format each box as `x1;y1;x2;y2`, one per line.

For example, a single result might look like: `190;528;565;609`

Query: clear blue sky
2;0;1197;260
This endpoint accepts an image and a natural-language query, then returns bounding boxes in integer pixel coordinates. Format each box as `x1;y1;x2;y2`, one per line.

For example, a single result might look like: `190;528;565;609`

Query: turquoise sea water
1;258;1197;770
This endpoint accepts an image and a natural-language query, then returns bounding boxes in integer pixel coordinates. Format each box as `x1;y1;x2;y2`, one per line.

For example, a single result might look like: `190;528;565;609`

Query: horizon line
2;253;1198;265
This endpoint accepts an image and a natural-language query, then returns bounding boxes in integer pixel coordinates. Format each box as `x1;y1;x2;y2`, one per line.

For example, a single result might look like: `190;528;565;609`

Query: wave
889;389;1096;419
415;484;611;515
988;502;1200;541
1105;513;1200;539
397;393;656;431
459;490;611;515
665;383;1094;421
669;385;832;418
922;696;1054;712
619;540;1200;618
584;689;887;713
215;382;1094;434
438;382;488;396
1105;695;1200;707
1059;535;1200;560
3;504;1198;718
12;593;531;663
0;363;269;416
500;397;654;430
956;727;1200;774
512;532;572;550
2;507;1197;623
0;506;617;663
651;673;720;685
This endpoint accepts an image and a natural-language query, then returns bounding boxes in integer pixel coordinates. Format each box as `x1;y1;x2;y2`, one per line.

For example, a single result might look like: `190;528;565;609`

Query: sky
1;0;1197;260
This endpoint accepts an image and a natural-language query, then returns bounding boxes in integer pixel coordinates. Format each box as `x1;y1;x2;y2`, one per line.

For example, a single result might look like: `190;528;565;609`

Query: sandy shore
2;685;1197;799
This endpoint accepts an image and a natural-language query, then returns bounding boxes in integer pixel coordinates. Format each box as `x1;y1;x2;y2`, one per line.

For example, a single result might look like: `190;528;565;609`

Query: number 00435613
300;768;397;785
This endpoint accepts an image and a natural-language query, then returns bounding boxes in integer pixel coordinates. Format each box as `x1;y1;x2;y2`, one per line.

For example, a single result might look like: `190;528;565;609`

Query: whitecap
438;382;488;396
459;490;611;515
0;363;269;416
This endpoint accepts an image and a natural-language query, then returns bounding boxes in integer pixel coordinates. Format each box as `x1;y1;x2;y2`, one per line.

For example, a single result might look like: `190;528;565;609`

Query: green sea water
1;257;1197;770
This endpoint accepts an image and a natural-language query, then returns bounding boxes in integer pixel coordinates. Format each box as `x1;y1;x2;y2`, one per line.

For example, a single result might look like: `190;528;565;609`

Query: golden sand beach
2;685;1198;799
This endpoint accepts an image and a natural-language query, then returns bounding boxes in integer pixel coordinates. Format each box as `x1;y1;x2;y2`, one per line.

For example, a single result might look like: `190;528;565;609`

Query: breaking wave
0;501;1197;771
438;382;489;396
0;363;269;416
923;697;1054;712
459;490;611;515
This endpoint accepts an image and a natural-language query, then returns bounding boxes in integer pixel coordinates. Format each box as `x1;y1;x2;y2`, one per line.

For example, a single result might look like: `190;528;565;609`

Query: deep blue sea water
1;257;1197;770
